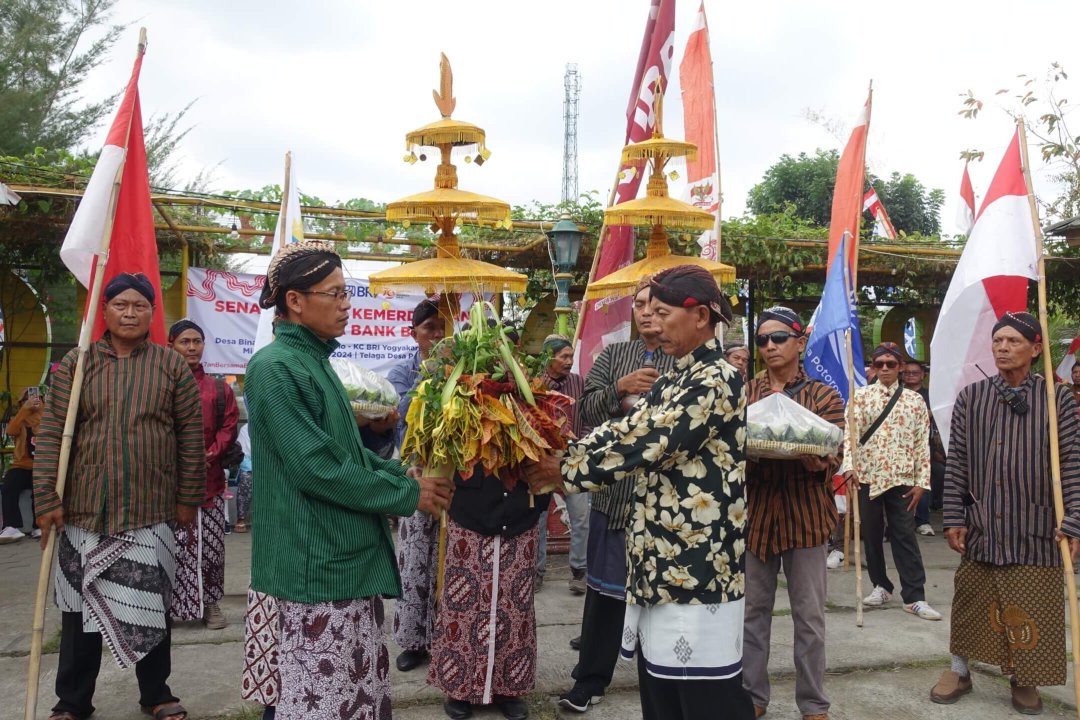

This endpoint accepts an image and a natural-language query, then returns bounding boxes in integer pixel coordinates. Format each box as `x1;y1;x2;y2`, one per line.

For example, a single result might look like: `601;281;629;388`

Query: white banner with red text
186;267;478;376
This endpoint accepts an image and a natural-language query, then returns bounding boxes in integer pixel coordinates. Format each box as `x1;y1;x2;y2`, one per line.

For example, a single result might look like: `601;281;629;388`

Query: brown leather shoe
1011;684;1043;715
754;706;766;719
930;671;972;704
802;714;829;720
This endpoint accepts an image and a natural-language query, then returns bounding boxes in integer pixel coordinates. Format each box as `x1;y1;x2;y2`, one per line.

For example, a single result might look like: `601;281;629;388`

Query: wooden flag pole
844;327;864;628
842;490;852;571
24;29;147;720
840;233;863;626
1018;118;1080;715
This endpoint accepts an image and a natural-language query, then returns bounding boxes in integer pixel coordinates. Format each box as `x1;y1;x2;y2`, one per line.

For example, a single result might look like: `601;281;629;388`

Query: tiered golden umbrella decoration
368;53;525;303
368;55;527;602
585;89;735;299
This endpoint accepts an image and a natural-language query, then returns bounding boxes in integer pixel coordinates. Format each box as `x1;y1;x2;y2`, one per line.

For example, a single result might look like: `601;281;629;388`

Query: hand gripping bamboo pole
24;31;147;720
1018;119;1080;715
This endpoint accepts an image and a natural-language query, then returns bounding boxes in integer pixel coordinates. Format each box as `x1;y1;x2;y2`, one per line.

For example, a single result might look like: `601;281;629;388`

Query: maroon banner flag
575;0;676;377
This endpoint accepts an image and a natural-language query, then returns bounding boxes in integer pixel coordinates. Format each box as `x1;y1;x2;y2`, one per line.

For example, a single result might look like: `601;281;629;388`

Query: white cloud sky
75;0;1079;237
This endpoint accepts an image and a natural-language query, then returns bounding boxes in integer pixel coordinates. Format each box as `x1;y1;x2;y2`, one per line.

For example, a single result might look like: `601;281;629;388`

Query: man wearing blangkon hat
34;272;206;720
931;311;1080;715
840;342;941;622
244;241;454;719
525;265;755;720
742;306;845;720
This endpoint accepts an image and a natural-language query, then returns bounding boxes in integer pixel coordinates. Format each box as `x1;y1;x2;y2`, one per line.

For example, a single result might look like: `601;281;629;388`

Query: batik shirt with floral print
562;338;747;607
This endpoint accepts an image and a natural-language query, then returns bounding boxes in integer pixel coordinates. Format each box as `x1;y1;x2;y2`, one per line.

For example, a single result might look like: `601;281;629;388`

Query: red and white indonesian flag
1057;335;1080;382
862;187;897;240
956;160;976;235
827;92;871;278
60;41;165;344
575;0;675;377
680;1;720;260
253;154;305;352
930;130;1038;449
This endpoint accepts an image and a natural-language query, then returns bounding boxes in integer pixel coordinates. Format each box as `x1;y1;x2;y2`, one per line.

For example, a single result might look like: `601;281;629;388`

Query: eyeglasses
755;331;800;347
298;289;349;302
901;370;923;376
873;360;899;369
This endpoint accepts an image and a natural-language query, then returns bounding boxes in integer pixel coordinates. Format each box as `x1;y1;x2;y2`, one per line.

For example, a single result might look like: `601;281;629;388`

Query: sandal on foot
142;703;188;720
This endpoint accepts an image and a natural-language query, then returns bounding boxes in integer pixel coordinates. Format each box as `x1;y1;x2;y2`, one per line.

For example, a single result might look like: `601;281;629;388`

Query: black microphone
975;364;1029;415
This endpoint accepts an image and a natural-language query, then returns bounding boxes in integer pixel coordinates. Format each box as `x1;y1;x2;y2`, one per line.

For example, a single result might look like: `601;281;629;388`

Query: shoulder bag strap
859;385;903;446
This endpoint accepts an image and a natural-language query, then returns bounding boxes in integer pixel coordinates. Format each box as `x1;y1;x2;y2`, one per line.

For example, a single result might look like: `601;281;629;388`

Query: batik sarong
950;558;1067;687
276;596;391;720
241;588;280;706
393;510;439;653
170;494;226;621
53;522;176;669
428;521;538;704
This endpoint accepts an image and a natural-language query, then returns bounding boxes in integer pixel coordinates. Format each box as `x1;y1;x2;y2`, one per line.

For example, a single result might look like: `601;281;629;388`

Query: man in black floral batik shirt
527;265;754;720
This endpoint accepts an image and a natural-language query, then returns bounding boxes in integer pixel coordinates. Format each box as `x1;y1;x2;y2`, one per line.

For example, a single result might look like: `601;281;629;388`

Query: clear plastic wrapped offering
330;358;400;421
746;392;844;461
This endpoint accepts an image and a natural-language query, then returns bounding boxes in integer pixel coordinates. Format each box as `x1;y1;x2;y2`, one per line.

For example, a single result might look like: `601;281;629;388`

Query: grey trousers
742;545;829;716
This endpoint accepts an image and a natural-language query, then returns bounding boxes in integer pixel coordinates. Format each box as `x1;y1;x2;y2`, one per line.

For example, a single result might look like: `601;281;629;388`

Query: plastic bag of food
745;392;844;460
329;357;399;421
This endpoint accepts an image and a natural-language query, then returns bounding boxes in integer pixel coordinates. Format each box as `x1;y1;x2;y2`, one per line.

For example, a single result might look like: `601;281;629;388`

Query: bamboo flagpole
1018;118;1080;714
24;28;148;720
840;232;864;627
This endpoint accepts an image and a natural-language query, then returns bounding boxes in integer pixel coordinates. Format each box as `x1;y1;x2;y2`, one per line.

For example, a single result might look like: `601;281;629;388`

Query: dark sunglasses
873;360;899;369
755;331;800;347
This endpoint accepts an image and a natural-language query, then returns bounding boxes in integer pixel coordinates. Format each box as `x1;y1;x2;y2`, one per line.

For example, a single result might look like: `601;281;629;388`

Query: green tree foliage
747;149;839;227
0;0;123;157
747;149;944;235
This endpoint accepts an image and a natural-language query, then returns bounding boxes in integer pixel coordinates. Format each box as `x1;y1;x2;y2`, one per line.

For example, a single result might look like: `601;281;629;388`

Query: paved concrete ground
2;514;1077;719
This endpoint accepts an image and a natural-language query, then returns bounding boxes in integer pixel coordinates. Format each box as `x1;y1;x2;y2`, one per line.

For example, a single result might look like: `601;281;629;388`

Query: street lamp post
546;212;584;337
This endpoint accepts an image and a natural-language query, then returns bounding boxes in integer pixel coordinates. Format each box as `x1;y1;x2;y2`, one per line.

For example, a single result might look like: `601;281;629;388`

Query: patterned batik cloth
241;588;280;706
276;596;392;720
170;494;226;621
53;522;177;669
428;521;538;705
393;510;439;652
950;558;1067;687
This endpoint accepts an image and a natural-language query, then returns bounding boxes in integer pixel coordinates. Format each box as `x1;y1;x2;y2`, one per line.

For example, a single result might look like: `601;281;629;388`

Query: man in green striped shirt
34;272;205;720
244;240;453;720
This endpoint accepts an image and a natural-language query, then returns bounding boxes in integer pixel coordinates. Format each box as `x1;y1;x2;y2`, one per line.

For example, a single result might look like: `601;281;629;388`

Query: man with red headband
525;265;754;720
742;306;844;720
841;342;939;621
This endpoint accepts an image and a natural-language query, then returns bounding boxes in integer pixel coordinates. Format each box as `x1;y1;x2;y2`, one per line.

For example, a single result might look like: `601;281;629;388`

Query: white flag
253;154;305;352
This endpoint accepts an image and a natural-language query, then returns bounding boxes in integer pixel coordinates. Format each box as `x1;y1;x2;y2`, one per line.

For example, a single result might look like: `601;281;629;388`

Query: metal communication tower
561;63;580;204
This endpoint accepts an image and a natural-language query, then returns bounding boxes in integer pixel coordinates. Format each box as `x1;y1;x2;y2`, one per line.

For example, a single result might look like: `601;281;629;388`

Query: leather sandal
142;703;188;720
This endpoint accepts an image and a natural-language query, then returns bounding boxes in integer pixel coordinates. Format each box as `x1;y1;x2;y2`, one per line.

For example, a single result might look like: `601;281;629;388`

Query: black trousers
54;611;178;716
930;461;946;509
637;654;755;720
570;587;625;696
1;467;34;529
859;484;927;604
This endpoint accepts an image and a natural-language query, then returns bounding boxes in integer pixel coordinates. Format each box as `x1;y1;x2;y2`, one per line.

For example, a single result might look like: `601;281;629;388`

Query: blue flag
804;234;866;401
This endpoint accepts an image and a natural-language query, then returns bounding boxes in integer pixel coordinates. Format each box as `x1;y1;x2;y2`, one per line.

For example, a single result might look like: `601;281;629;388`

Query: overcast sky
75;0;1078;245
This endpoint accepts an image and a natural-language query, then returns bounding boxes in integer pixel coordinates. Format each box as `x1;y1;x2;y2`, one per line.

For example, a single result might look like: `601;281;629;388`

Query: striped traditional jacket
943;373;1080;567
